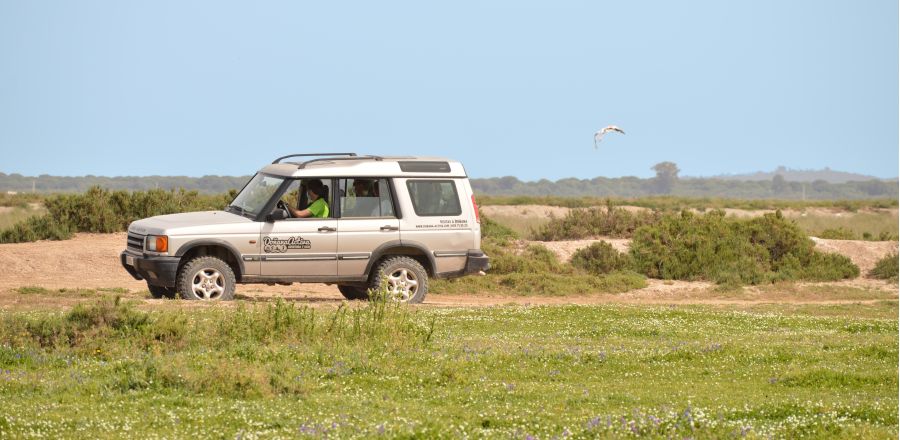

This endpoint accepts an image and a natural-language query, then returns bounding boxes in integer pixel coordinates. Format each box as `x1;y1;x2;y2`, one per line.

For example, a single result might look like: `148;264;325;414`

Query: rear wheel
147;283;177;299
176;256;236;301
369;256;428;304
337;284;369;300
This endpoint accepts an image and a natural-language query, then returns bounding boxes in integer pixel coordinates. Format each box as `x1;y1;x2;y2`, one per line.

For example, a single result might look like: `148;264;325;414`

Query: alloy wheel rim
387;268;418;302
191;268;225;300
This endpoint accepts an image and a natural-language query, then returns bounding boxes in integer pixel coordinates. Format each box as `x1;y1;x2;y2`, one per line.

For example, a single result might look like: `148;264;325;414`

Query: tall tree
772;174;788;194
651;161;680;194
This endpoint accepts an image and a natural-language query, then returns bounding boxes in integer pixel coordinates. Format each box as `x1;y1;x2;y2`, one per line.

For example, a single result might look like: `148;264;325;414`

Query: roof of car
258;155;468;178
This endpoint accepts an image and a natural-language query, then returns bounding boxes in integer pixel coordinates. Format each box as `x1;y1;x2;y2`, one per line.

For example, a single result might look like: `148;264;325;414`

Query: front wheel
369;256;428;304
176;256;236;301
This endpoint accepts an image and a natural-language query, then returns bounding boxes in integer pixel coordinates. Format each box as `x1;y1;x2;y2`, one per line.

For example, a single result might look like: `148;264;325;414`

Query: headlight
145;235;169;253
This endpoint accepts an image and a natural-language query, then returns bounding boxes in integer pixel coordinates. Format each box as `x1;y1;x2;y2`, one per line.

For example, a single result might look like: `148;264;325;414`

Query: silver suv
120;153;489;303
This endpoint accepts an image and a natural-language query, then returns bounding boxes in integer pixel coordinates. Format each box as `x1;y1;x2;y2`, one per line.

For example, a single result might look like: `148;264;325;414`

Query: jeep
120;153;490;303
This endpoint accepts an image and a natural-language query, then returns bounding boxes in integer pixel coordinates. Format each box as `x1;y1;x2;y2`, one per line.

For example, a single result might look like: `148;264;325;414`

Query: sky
0;1;897;181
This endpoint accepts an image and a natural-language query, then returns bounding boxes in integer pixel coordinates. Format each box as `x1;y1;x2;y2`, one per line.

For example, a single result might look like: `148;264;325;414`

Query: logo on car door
263;236;312;253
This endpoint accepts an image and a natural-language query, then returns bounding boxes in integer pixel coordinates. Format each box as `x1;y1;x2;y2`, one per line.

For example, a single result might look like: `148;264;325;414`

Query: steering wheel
275;200;291;218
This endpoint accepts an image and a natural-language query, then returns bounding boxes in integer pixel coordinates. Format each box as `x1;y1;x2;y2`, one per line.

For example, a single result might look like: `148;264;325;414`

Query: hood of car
128;211;252;236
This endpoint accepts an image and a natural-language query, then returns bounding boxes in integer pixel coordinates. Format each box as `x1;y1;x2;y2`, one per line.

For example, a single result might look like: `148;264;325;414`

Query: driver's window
280;180;305;211
277;179;332;219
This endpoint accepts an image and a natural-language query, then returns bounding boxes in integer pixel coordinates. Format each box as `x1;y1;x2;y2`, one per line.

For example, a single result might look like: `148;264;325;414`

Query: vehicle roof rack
272;153;357;164
296;155;384;169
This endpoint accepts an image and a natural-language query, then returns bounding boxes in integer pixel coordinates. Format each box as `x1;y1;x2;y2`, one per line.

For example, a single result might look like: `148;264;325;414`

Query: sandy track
0;233;896;309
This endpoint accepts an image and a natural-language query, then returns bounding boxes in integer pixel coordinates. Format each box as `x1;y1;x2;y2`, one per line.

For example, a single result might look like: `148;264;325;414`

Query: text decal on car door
263;236;312;253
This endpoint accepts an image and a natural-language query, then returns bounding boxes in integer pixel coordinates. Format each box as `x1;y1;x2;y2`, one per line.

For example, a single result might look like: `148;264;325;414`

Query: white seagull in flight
594;125;625;149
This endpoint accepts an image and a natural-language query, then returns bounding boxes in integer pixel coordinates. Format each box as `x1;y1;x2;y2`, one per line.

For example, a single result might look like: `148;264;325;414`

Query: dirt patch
0;233;335;297
810;237;898;274
0;233;895;311
529;238;630;262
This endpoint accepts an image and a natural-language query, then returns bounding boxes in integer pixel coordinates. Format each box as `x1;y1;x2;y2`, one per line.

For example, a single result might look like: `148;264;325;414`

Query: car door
336;177;400;277
396;178;473;276
259;178;338;277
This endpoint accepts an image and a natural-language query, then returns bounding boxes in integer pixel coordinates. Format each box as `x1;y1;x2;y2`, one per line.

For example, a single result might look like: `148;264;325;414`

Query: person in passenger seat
290;179;329;218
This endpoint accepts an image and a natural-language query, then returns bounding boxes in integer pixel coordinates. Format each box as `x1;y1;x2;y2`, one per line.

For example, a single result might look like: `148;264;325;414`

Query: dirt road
0;233;895;310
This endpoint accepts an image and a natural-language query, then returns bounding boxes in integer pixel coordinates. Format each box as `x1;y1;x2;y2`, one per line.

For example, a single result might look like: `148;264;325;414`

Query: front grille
127;233;145;251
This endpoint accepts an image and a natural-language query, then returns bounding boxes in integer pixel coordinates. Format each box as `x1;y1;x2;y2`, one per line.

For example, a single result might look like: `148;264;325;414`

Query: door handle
380;225;399;231
318;226;336;232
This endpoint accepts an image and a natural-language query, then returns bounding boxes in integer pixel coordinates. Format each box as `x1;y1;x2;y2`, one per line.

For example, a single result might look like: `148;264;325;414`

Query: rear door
396;178;474;276
336;177;400;277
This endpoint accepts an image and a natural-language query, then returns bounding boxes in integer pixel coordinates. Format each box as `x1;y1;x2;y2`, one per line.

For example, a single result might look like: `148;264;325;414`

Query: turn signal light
146;235;168;253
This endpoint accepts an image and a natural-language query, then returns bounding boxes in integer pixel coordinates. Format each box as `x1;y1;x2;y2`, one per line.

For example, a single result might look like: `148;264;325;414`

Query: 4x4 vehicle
121;153;489;303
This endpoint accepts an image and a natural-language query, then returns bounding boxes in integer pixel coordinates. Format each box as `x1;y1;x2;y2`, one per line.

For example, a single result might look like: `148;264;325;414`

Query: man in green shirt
289;179;329;218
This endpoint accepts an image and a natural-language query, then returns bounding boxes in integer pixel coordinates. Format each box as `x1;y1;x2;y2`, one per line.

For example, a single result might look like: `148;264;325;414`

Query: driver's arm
290;207;313;218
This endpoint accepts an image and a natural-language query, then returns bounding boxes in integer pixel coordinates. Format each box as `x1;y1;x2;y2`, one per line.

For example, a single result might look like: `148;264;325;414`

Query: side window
339;178;396;218
406;180;462;216
279;178;333;219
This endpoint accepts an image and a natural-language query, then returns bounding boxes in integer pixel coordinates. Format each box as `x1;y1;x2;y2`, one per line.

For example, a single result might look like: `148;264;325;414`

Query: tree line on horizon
0;162;896;200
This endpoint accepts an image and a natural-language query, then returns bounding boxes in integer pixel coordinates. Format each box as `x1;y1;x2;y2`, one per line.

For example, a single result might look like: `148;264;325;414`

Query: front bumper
120;250;180;287
464;249;490;274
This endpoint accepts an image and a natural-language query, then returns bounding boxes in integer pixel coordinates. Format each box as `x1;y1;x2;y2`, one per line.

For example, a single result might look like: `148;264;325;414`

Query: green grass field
1;297;896;438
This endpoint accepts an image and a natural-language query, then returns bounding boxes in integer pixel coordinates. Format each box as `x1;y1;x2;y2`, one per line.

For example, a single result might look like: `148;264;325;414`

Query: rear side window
338;178;396;218
406;180;461;216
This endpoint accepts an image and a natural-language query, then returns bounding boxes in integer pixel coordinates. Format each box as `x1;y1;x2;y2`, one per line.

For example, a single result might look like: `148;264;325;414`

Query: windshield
228;174;285;217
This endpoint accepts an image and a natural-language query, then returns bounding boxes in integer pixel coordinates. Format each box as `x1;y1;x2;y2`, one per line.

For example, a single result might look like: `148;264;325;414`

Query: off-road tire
369;256;428;304
147;283;177;299
176;256;236;301
337;284;369;300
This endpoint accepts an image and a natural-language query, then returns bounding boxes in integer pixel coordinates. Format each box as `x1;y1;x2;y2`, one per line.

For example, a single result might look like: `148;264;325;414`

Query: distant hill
1;169;896;200
707;166;890;184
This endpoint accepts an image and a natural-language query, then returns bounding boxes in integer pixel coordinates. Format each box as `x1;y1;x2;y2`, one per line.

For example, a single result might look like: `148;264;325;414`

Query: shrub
869;253;899;282
433;241;647;295
571;242;632;275
629;210;859;285
0;186;234;243
480;214;518;244
0;214;73;243
819;227;857;240
531;200;660;240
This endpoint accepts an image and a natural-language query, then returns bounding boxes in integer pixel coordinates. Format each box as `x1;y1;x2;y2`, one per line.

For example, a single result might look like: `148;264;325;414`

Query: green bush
0;214;73;242
531;200;660;240
819;227;857;240
869;253;899;282
480;214;518;244
0;186;234;243
629;210;859;285
571;242;632;275
433;240;646;295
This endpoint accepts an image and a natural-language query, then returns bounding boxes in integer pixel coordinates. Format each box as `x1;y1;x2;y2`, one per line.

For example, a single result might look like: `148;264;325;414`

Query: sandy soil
0;232;895;310
480;205;571;218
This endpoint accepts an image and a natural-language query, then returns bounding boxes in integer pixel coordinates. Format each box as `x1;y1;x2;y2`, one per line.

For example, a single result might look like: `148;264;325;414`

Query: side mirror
266;209;288;222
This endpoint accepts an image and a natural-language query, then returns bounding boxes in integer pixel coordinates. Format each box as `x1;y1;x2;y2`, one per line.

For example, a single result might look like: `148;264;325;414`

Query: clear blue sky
0;1;896;180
